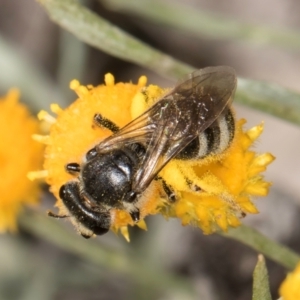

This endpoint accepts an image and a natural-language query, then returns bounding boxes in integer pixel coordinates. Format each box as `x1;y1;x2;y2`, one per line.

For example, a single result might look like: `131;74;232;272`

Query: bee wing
95;109;156;150
97;66;237;193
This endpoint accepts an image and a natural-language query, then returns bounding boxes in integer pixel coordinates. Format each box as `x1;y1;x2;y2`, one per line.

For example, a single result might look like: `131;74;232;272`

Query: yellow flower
160;119;274;234
0;89;43;232
32;73;274;240
279;262;300;300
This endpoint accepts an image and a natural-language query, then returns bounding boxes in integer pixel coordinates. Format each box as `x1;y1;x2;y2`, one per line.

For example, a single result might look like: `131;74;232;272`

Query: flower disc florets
279;262;300;300
34;73;274;240
0;90;43;232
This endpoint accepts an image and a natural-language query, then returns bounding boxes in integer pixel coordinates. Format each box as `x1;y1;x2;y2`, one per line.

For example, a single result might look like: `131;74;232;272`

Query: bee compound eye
59;184;67;199
86;147;98;161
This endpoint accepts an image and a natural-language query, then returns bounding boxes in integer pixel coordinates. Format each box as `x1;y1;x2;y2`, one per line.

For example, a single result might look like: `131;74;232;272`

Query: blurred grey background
0;0;300;299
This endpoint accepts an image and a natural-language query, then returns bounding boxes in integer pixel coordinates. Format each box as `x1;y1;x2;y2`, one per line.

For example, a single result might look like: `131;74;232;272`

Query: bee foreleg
130;210;140;222
93;113;120;133
65;162;80;174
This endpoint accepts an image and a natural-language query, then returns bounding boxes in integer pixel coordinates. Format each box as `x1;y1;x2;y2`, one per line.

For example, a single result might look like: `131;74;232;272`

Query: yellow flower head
32;72;274;241
160;119;274;234
0;90;43;232
279;262;300;300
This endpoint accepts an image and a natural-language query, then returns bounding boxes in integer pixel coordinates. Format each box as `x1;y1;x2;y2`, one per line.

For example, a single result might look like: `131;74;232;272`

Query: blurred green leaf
57;29;88;102
38;0;300;126
102;0;300;51
0;35;64;111
252;255;272;300
222;225;300;270
19;209;196;299
236;78;300;125
37;0;191;79
21;208;300;281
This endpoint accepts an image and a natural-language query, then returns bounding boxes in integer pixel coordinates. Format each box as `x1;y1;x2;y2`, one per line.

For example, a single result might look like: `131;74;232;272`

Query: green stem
37;0;300;126
221;225;300;270
19;209;195;297
37;0;192;79
102;0;300;50
236;78;300;125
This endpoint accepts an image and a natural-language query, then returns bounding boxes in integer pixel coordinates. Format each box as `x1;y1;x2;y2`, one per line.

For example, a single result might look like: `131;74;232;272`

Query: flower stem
103;0;300;50
236;78;300;126
37;0;300;126
37;0;192;79
221;225;300;270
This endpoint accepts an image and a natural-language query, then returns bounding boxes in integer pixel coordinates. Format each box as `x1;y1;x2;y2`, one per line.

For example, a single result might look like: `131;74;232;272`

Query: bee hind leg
93;113;119;133
157;177;177;203
185;178;201;192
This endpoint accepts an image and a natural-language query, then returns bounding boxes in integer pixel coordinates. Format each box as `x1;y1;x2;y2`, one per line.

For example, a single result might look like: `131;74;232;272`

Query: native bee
49;66;237;238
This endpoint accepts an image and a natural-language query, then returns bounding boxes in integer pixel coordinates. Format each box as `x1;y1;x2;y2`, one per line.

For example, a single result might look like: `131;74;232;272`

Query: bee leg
121;192;140;222
93;113;120;133
157;177;177;203
65;162;80;174
130;210;140;222
81;233;92;239
185;178;201;192
47;211;68;218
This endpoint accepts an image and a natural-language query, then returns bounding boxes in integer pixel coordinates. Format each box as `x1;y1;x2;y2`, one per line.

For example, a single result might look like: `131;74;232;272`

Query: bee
48;66;237;238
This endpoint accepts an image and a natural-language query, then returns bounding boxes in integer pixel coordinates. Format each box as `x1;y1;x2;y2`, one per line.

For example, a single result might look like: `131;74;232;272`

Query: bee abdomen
176;108;235;160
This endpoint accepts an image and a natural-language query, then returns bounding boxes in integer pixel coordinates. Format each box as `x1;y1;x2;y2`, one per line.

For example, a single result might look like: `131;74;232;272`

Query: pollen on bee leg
50;103;63;115
37;110;56;124
104;73;115;87
27;170;49;181
186;169;243;213
32;134;50;144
